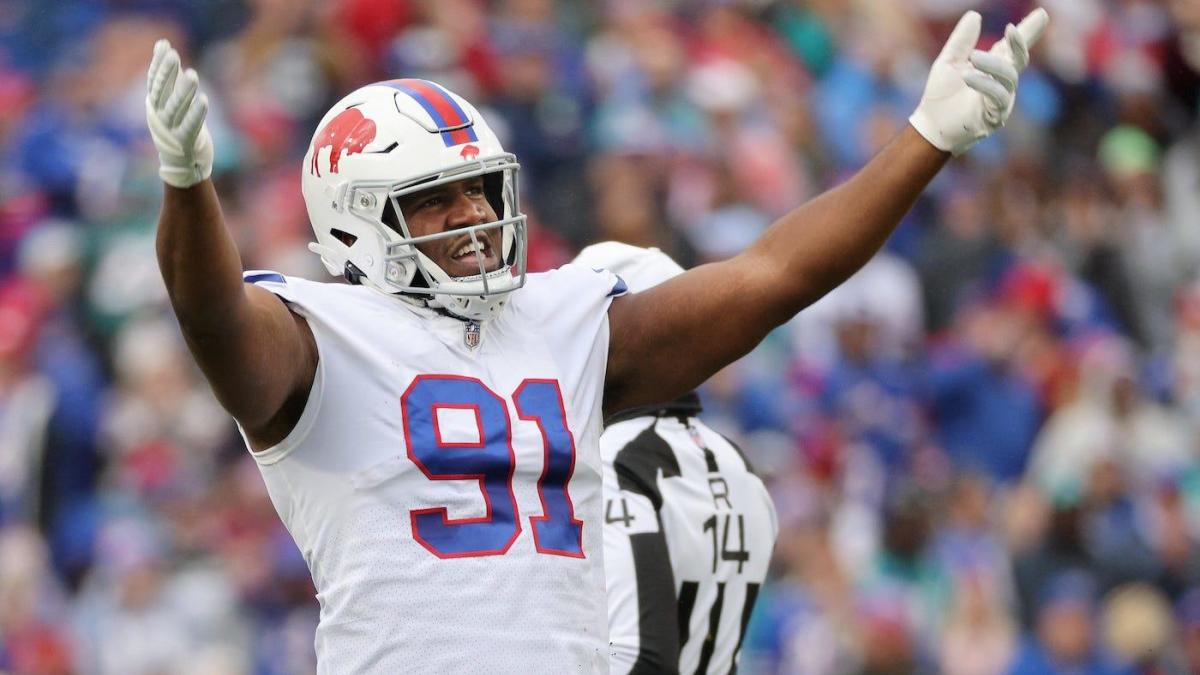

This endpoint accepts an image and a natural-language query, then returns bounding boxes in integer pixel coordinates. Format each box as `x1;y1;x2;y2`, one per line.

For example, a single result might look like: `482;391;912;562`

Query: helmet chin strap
389;268;513;323
415;294;472;322
382;286;469;323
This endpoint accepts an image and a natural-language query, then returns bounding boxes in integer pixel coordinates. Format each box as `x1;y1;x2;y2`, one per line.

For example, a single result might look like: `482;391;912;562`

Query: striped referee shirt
602;394;778;674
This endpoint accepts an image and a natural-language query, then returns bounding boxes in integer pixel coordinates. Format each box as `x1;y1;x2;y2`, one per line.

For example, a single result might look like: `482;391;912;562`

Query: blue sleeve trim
607;275;628;298
243;271;286;285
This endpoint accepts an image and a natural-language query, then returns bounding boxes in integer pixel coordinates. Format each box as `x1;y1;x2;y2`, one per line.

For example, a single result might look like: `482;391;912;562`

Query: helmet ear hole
331;228;358;246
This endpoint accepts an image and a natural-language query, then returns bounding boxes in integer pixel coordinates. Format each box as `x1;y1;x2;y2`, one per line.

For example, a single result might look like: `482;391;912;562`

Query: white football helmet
301;79;526;321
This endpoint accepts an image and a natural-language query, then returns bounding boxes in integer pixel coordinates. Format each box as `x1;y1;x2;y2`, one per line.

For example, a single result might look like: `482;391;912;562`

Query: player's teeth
454;242;485;258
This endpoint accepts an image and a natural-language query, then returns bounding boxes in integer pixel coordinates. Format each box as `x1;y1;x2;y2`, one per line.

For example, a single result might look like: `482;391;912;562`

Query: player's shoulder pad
552;262;628;298
512;263;627;324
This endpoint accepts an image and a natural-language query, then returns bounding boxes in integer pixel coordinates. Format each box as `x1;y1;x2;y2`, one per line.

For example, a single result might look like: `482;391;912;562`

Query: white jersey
602;406;778;674
240;264;626;674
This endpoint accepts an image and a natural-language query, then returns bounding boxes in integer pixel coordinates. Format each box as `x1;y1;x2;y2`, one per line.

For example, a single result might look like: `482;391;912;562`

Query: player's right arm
147;40;316;448
603;9;1048;416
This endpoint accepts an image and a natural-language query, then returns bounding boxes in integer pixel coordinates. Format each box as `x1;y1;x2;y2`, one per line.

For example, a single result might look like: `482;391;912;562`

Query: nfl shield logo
464;321;481;349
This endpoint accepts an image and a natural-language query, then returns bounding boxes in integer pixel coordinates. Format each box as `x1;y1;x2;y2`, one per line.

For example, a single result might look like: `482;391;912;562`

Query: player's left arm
603;9;1048;416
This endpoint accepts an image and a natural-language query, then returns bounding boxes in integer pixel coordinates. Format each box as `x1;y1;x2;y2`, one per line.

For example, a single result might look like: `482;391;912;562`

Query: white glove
145;39;214;188
909;8;1049;156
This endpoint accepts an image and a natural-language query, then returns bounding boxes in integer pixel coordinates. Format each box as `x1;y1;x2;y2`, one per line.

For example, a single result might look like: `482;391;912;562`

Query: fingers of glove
148;48;180;112
969;50;1018;92
1004;24;1030;71
165;68;199;128
147;39;169;94
940;11;982;62
179;93;209;147
1016;8;1050;51
964;71;1010;114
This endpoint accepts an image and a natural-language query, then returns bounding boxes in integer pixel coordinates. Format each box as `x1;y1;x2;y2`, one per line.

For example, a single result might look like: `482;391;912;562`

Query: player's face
397;176;501;278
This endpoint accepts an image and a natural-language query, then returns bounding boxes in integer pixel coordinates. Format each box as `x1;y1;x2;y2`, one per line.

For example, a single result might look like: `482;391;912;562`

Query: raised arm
147;40;316;448
604;9;1048;415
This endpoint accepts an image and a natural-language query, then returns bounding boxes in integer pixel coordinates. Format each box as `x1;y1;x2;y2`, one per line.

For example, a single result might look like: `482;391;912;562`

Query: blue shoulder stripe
607;275;628;298
243;271;286;285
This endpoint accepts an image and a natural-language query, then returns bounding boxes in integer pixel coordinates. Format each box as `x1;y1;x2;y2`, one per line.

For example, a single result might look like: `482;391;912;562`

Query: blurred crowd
1;0;1200;673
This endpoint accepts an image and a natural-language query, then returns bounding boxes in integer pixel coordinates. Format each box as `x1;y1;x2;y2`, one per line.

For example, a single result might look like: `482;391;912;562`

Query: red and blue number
401;375;584;559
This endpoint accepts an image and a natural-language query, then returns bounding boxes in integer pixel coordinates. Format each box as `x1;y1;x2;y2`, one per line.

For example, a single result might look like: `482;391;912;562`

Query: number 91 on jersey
401;375;584;559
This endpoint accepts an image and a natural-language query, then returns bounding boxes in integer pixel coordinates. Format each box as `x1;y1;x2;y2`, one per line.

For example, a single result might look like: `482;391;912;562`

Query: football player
577;242;778;674
145;9;1047;673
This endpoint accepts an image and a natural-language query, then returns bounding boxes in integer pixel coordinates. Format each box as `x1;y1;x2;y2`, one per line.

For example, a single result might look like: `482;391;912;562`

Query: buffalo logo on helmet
460;144;480;161
310;108;377;177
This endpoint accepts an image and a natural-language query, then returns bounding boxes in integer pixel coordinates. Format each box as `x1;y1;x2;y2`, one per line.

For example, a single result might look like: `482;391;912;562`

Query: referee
575;243;779;674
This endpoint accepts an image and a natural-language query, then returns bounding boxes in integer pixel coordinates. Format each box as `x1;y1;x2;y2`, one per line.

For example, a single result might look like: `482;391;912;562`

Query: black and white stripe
603;407;778;675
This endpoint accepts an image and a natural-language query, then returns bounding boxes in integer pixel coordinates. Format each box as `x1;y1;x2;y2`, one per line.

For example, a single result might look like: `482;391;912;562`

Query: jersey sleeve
244;269;301;305
243;269;330;331
565;261;631;300
518;263;628;309
237;270;324;465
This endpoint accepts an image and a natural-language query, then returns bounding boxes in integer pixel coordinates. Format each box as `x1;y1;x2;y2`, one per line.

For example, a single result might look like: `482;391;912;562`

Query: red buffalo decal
460;144;480;161
310;108;377;176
